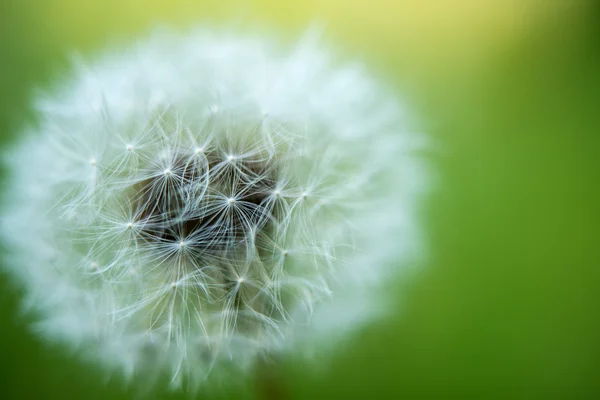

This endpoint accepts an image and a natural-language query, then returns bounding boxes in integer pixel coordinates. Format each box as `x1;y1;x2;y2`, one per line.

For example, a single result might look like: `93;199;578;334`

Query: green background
1;1;598;398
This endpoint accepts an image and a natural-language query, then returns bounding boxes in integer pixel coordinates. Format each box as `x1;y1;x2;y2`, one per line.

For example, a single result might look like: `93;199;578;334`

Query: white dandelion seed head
1;28;428;389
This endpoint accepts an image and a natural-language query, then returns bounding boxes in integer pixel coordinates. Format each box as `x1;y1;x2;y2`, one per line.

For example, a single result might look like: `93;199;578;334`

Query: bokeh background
0;1;598;399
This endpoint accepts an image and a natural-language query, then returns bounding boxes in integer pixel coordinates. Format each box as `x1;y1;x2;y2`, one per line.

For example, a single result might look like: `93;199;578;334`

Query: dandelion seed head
0;28;428;390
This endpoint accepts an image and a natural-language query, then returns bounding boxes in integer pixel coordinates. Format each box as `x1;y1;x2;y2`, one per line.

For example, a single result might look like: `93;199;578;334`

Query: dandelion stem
256;358;288;400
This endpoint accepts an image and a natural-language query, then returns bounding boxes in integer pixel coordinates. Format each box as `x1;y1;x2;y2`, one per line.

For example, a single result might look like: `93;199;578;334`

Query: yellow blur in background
19;1;578;79
1;1;598;399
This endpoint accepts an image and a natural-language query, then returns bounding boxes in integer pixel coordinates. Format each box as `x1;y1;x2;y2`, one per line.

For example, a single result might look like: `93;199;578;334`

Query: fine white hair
1;27;428;390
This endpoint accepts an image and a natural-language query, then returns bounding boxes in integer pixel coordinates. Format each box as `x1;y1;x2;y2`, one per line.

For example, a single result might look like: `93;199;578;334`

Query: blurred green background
1;1;598;399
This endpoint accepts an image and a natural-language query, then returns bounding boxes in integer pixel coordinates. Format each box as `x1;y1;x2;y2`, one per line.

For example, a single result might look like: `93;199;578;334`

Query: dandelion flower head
1;28;427;388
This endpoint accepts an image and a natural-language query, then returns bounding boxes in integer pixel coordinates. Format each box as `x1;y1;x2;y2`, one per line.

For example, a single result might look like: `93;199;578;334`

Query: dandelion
1;28;428;391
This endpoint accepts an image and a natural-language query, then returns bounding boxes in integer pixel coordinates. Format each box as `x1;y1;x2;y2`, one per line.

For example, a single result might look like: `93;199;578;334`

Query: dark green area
0;2;598;399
